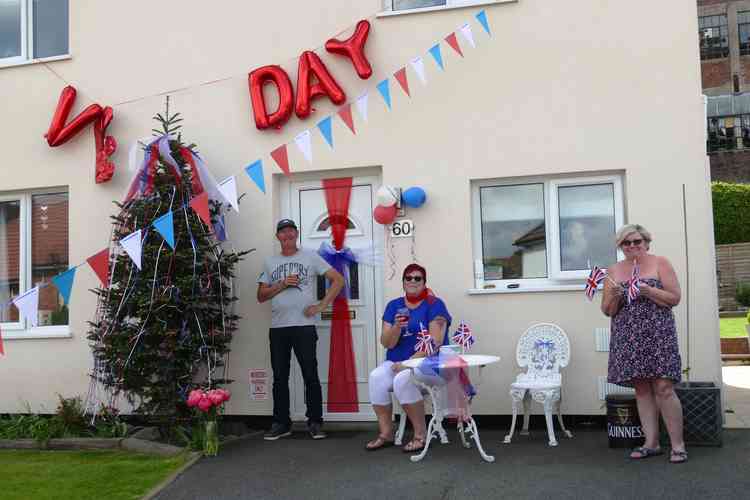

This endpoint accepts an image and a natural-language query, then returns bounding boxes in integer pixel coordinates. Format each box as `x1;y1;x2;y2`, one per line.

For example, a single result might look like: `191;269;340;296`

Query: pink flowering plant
186;387;231;456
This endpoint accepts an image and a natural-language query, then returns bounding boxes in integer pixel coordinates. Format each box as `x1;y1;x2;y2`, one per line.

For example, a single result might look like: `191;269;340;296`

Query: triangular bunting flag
338;104;356;135
189;191;212;226
476;10;491;36
376;79;392;110
13;287;39;328
445;32;463;57
120;229;143;270
87;248;110;287
317;117;334;149
356;92;369;122
51;267;76;306
459;23;475;48
270;144;291;177
217;176;240;213
244;160;266;194
394;68;410;97
294;130;313;164
428;43;444;70
410;57;427;85
153;212;176;250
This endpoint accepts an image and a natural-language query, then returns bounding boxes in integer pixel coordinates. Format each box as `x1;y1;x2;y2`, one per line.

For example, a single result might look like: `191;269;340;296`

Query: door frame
278;171;384;421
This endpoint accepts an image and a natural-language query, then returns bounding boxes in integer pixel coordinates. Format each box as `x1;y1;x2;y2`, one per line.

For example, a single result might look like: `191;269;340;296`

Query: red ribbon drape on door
322;177;358;412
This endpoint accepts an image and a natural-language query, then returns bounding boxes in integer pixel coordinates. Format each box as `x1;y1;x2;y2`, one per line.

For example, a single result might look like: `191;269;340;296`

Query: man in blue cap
257;218;344;440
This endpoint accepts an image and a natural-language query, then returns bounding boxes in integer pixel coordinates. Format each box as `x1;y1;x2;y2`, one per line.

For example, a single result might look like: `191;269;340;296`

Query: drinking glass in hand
395;307;410;330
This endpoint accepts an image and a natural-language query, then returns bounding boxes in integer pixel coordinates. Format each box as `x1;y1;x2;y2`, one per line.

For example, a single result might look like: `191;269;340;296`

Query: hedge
712;182;750;244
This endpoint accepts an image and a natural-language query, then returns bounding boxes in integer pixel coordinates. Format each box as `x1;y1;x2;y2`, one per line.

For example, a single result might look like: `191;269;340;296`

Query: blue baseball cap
276;218;298;232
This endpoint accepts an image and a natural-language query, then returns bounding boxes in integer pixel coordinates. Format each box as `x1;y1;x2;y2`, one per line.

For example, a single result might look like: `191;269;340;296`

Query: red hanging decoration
393;67;410;97
325;20;373;80
337;104;356;135
270;144;291;177
189;192;212;227
87;248;111;287
248;65;294;130
45;85;117;184
445;32;464;57
295;51;346;119
322;177;358;412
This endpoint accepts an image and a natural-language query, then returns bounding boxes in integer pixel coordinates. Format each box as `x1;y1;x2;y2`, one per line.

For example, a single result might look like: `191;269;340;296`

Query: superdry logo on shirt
269;262;311;287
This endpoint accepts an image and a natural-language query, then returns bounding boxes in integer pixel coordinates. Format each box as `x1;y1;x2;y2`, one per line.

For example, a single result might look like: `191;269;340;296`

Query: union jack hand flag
452;321;475;350
415;322;436;356
584;266;607;300
627;260;641;304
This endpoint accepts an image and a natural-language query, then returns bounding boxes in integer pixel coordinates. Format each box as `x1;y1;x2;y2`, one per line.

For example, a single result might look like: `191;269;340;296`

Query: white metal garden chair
503;323;574;447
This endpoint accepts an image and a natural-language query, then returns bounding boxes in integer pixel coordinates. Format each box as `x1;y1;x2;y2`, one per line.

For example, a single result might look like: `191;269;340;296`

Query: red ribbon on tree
322;177;358;412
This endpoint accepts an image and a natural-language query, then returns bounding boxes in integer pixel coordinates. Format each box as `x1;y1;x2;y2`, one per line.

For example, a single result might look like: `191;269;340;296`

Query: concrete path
155;428;750;500
722;364;750;428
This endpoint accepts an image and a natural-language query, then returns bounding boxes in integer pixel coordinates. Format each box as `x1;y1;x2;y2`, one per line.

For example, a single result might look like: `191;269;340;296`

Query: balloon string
387;231;396;281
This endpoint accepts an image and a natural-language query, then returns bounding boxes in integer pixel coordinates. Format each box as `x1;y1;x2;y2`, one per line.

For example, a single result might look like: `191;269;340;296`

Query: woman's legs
393;369;427;445
367;362;395;446
652;378;686;454
632;379;660;456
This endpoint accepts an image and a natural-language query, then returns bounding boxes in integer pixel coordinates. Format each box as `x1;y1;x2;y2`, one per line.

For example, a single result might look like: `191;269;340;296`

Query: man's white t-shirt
258;248;332;328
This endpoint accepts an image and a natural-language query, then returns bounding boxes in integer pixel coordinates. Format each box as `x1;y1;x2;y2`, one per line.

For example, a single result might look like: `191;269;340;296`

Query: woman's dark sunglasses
403;275;423;282
621;238;644;247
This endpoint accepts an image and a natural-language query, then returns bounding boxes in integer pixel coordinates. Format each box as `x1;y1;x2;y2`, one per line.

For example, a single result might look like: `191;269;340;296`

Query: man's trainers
308;422;327;440
263;423;292;441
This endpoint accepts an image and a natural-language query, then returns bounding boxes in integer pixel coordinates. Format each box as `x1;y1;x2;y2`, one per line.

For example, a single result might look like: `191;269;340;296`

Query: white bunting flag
294;130;313;164
459;23;476;48
356;92;369;122
13;287;39;328
218;176;239;213
120;229;143;270
410;57;427;86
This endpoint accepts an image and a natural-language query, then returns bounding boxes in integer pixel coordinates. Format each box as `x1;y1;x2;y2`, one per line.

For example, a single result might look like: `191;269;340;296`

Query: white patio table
401;354;500;463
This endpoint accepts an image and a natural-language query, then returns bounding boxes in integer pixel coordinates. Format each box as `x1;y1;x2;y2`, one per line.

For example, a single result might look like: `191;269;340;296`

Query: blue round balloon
402;187;427;208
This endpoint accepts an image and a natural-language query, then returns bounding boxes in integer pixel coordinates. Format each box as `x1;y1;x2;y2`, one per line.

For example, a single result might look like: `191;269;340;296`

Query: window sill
0;54;72;70
467;284;584;295
1;325;72;340
377;0;516;18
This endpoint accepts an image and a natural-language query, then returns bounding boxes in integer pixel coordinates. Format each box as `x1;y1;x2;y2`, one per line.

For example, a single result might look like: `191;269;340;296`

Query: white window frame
0;0;71;69
0;188;70;339
379;0;517;17
470;173;624;293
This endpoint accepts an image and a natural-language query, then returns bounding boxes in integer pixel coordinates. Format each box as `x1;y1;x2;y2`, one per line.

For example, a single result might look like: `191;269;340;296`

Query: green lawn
0;450;188;500
720;317;749;338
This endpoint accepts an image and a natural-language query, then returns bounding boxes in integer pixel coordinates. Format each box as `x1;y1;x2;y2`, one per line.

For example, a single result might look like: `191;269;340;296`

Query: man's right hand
281;275;300;288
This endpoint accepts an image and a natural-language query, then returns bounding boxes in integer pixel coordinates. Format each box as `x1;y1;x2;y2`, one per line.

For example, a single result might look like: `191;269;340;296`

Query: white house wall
0;0;720;415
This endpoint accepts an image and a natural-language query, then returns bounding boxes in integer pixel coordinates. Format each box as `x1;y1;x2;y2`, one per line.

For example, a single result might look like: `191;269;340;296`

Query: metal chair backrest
515;323;570;382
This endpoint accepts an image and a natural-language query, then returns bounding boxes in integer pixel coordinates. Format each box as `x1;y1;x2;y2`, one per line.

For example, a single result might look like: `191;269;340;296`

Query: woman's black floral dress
607;278;681;387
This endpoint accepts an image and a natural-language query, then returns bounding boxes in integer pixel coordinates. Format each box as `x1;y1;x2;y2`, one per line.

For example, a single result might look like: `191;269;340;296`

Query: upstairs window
384;0;514;15
699;14;729;60
0;0;69;67
739;11;750;56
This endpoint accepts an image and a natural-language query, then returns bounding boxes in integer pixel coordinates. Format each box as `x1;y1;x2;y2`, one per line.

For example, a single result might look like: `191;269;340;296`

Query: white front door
283;175;383;421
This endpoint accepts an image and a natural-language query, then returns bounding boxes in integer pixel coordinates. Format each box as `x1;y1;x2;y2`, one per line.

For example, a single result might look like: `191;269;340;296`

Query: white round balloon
376;185;399;207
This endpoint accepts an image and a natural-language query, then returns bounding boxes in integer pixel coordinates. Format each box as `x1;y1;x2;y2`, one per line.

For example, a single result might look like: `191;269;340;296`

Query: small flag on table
415;322;436;356
452;321;475;351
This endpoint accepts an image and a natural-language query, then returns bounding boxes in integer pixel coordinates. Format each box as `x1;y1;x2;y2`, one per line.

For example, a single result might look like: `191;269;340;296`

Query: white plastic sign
390;219;414;238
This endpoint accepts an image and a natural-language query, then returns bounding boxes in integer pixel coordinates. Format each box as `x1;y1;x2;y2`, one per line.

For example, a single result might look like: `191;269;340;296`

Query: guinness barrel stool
605;394;645;449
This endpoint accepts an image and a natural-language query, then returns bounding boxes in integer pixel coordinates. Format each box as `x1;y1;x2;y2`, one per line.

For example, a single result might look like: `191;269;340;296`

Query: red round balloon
373;204;397;225
248;65;294;130
295;51;346;119
325;20;373;80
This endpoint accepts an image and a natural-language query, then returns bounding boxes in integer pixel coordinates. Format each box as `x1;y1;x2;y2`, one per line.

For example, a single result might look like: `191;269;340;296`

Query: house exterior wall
0;0;720;416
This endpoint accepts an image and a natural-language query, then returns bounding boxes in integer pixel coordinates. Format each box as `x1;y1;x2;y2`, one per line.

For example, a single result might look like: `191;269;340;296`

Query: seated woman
365;263;451;453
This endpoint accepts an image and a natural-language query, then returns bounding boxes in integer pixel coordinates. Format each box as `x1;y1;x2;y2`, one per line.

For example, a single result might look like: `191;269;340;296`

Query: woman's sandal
402;437;426;453
630;446;663;459
365;435;394;451
669;449;688;464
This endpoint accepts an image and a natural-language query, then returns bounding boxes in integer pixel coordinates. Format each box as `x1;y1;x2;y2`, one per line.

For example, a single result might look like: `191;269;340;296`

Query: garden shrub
712;182;750;244
738;282;750;308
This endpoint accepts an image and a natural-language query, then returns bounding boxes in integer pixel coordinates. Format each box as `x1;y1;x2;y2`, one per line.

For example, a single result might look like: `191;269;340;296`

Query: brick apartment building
700;0;750;182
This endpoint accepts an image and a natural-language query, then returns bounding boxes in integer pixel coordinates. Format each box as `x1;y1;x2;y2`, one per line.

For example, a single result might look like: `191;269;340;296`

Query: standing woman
601;224;687;463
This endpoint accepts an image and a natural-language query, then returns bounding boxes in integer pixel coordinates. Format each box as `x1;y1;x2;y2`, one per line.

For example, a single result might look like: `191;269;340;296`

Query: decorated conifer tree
86;103;251;431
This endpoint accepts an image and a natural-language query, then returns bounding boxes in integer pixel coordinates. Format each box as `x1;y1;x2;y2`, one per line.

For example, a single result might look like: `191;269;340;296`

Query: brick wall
710;150;750;182
698;0;731;7
702;59;732;90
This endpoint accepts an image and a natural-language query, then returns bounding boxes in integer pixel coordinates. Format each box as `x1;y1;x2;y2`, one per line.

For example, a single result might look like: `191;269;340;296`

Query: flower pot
661;382;722;447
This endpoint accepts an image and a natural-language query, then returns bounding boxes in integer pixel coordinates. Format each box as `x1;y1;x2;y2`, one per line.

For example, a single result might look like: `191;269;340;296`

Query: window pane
558;184;616;271
33;0;68;58
393;0;446;11
0;200;21;323
32;192;68;326
0;0;22;59
480;184;547;280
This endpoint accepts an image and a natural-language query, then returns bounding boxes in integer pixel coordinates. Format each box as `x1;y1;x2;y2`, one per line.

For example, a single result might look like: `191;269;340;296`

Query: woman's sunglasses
621;238;644;247
403;275;424;282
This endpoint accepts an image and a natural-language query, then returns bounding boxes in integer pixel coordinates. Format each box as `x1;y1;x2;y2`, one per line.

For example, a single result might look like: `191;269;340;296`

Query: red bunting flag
445;32;463;57
87;248;110;287
393;68;410;97
338;104;356;135
0;325;4;356
189;192;212;227
270;144;291;177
